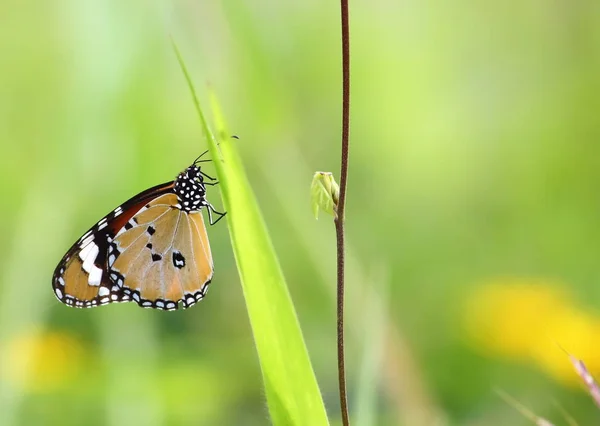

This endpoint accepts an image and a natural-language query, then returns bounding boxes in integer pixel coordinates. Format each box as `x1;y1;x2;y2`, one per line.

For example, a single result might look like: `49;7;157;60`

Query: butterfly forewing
52;182;175;308
53;254;122;308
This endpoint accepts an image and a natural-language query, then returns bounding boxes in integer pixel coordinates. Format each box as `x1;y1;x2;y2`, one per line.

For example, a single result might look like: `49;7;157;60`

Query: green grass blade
173;43;329;426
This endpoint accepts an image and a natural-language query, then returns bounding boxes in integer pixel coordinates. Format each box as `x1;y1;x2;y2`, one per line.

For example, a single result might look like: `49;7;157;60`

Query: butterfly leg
201;171;217;181
205;203;226;226
200;170;220;185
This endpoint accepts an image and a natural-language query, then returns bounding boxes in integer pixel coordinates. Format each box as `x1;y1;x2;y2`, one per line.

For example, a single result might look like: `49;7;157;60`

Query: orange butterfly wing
108;194;214;310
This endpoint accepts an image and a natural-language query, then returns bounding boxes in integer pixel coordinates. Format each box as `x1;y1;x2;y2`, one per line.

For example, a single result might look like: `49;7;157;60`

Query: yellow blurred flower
463;277;600;386
533;307;600;384
3;329;85;393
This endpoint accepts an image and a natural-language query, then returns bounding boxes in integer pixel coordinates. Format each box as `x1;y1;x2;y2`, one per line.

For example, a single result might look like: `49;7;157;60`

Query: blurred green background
1;1;600;425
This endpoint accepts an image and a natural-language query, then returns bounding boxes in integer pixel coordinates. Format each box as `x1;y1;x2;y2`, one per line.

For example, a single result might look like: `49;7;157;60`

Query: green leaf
173;42;329;426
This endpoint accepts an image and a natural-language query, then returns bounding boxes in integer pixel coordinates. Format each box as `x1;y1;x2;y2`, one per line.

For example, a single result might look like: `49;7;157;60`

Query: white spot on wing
81;243;99;273
57;277;65;287
81;234;94;247
55;288;63;299
88;265;103;286
78;241;94;261
98;287;110;297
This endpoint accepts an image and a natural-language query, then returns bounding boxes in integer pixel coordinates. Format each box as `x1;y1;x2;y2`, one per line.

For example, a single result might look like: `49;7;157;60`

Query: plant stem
336;0;351;425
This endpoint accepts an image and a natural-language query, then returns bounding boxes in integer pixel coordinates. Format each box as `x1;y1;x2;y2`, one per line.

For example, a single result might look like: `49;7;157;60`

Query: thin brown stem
336;0;351;425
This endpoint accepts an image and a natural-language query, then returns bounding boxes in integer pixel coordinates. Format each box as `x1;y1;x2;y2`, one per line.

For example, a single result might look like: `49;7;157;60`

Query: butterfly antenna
194;136;238;165
193;149;210;164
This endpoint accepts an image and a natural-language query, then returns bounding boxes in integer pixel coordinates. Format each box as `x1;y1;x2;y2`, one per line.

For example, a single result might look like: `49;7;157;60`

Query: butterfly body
52;162;224;311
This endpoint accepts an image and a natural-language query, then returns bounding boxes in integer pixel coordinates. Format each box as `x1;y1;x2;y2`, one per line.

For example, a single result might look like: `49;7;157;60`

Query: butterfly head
174;165;207;212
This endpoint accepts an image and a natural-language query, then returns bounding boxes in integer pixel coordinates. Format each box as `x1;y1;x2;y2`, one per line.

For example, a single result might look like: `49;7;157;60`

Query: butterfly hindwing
108;194;214;310
171;210;213;307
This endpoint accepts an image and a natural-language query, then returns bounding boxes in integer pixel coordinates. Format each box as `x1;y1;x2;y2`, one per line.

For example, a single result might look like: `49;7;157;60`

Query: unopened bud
310;171;340;219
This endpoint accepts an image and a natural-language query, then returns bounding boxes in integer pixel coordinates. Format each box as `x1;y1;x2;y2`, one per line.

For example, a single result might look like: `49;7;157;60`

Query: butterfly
52;153;225;311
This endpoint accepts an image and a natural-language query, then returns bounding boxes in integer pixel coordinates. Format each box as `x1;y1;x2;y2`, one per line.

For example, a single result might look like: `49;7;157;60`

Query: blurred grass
1;0;600;425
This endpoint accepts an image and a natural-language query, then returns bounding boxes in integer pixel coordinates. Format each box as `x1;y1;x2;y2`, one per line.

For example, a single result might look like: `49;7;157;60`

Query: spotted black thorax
174;165;208;213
